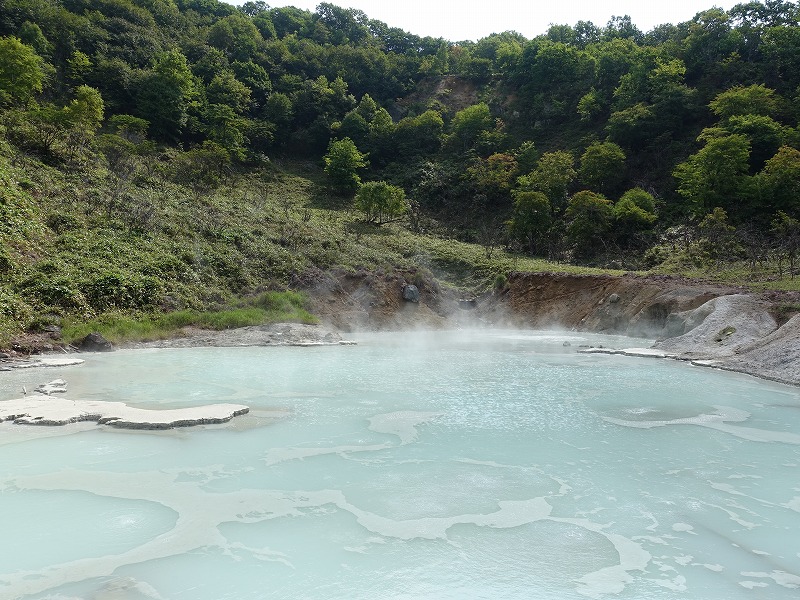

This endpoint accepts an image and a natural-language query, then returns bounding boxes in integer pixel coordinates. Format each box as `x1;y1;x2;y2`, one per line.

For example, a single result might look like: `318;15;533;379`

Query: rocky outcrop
653;295;778;358
723;314;800;385
402;284;420;302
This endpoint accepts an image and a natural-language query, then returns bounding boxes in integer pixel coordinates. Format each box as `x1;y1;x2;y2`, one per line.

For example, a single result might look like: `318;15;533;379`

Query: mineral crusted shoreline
0;396;250;429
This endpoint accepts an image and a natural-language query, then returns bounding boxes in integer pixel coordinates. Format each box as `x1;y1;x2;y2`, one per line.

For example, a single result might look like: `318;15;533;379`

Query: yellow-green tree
355;181;407;224
0;36;45;107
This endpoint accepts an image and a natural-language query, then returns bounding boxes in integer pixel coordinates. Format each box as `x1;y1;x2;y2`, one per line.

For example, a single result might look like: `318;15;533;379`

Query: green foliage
81;271;163;311
618;187;656;213
771;211;800;278
173;141;231;194
354;181;407;224
60;291;318;343
206;70;252;114
0;36;44;107
709;85;781;119
17;21;49;56
508;190;552;255
725;114;786;171
0;288;32;345
208;12;264;62
578;141;626;195
759;146;800;216
613;189;657;246
697;207;740;262
64;85;104;132
577;88;604;121
517;151;576;210
565;191;613;258
466;153;518;209
66;50;91;85
674;133;752;218
136;49;195;141
394;110;443;157
493;272;508;290
109;114;150;140
448;102;494;150
323;137;368;194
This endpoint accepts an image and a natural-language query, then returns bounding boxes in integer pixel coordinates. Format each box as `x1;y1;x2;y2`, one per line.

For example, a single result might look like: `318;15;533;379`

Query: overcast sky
250;1;742;41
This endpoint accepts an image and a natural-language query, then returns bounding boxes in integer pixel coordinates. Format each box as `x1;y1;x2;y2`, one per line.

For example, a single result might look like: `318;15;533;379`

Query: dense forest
1;0;800;342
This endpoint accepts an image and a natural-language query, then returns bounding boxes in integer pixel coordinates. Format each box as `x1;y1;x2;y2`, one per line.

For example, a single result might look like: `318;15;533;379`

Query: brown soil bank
297;267;462;331
479;273;741;338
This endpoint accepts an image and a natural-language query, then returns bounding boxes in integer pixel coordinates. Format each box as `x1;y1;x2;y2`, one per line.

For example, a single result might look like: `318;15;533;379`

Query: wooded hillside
1;0;800;343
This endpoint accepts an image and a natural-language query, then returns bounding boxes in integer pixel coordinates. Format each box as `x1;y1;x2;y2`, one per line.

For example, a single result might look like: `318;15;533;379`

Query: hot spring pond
1;330;799;599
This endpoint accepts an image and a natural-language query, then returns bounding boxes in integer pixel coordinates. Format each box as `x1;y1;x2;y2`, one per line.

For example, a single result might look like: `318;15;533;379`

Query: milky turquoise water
0;330;799;599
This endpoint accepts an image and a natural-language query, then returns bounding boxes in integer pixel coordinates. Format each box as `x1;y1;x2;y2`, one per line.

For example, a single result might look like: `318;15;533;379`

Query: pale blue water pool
1;330;799;599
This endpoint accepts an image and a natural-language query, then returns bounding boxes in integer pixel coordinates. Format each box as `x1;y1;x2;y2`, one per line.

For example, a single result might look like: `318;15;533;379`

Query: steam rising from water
0;330;799;599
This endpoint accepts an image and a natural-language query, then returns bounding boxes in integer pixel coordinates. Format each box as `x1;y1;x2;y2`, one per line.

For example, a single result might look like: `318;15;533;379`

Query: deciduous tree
507;190;552;255
674;133;752;218
323;137;368;194
0;36;45;107
565;191;613;258
354;181;406;224
578;141;626;195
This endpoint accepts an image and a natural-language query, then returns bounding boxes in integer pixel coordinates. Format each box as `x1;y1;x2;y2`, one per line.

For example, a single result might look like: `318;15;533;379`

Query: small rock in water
563;341;571;347
35;379;68;395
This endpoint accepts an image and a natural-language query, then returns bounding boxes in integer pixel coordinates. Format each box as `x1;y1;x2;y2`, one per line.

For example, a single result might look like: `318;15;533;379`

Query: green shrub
81;272;163;310
45;212;81;233
17;274;86;310
493;272;508;290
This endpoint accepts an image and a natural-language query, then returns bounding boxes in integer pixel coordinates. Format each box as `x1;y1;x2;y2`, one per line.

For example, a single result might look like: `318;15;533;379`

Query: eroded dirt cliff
476;272;743;338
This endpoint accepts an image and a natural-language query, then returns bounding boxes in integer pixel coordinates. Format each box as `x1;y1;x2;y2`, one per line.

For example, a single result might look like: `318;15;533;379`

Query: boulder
79;332;115;352
402;284;420;303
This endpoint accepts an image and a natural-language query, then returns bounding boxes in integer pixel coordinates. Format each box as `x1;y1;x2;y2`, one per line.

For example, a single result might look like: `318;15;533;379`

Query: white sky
251;1;743;41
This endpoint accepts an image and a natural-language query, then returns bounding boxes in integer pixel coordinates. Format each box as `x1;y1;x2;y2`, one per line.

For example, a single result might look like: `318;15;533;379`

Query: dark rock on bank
79;332;115;352
402;284;420;302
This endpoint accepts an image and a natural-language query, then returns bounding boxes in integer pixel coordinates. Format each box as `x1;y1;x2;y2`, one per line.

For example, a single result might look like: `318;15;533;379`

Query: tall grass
61;291;318;344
